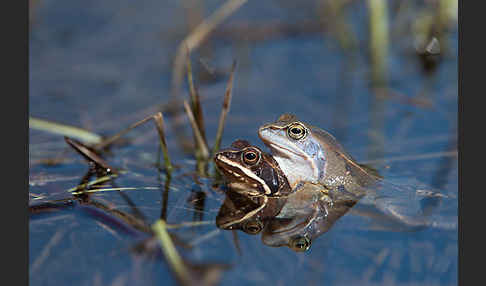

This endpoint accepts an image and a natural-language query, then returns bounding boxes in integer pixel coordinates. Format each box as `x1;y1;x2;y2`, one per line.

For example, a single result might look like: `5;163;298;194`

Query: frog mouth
266;142;306;160
258;128;308;160
214;155;272;195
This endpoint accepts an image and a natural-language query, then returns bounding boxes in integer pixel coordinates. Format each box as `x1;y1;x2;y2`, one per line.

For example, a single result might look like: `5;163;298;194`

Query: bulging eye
287;123;306;140
242;148;260;165
243;220;263;234
290;236;311;252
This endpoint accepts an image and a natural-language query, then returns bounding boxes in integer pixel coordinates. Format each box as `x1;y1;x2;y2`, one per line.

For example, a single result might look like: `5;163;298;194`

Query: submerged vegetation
30;53;237;286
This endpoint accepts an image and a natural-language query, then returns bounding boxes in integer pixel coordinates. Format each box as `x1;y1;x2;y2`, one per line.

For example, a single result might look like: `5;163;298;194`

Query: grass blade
64;137;115;172
30;117;103;144
183;100;210;160
152;219;192;285
94;115;153;150
211;60;237;157
171;0;248;98
186;51;207;143
153;112;174;173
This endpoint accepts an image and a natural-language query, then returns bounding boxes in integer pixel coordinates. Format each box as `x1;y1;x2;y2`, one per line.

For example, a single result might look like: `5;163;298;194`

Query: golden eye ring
287;123;307;140
290;236;311;252
242;148;261;166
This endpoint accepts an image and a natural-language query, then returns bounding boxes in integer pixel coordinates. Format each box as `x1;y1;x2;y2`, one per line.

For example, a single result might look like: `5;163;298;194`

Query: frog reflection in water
214;140;352;252
216;185;354;252
214;140;293;229
258;113;442;231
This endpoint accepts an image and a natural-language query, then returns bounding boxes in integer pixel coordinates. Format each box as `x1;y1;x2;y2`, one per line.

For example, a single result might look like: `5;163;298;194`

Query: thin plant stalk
66;174;119;193
153;112;174;173
186;50;208;173
70;187;159;195
91;112;173;173
438;0;458;29
171;0;248;98
64;137;115;172
367;0;389;161
160;173;172;221
367;0;389;87
152;219;192;285
211;60;237;157
166;220;213;229
186;50;206;142
95;115;154;150
183;100;210;160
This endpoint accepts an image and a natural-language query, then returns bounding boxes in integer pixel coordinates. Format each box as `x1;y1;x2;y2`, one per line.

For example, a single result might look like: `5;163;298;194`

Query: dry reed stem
211;60;237;157
95;115;153;150
92;112;173;172
183;100;210;160
186;50;207;142
64;137;115;172
171;0;248;98
153;112;174;172
186;48;198;111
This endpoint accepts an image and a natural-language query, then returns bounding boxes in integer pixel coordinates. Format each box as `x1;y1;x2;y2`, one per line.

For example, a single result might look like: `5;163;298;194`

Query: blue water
29;1;457;285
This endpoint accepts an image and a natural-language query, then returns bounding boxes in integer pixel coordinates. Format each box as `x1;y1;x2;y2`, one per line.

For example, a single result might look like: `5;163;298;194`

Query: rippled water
29;1;457;285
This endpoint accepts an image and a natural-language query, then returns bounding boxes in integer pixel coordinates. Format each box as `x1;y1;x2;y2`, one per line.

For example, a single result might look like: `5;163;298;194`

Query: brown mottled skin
214;140;292;229
214;139;292;197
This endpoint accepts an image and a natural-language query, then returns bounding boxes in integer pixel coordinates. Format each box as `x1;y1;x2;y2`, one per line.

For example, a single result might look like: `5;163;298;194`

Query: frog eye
243;220;263;234
287;123;307;140
242;149;260;165
290;236;311;252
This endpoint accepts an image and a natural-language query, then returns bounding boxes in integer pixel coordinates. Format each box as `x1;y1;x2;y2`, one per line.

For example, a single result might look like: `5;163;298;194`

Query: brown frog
214;140;349;251
214;140;292;228
215;161;356;251
214;139;292;197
